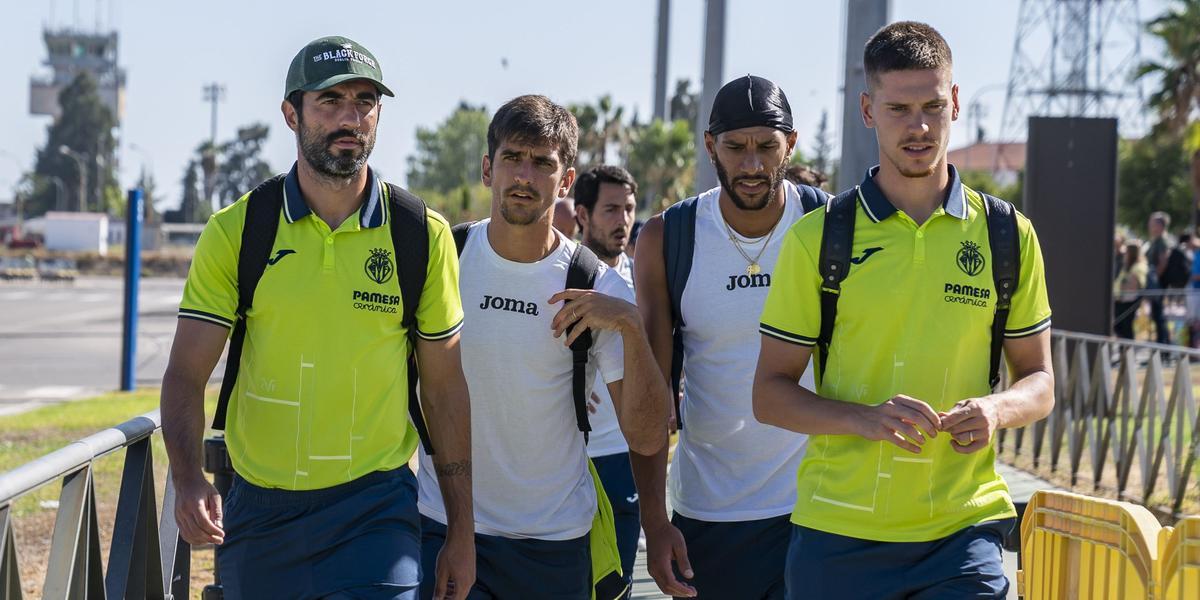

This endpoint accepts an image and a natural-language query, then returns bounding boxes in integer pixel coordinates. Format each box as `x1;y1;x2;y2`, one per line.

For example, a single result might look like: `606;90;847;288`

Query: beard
714;156;787;211
889;135;940;179
584;224;627;261
299;123;374;180
498;184;547;226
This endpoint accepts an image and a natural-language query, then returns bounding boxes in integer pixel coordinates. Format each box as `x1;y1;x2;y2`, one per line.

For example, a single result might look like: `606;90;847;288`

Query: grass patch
0;388;217;598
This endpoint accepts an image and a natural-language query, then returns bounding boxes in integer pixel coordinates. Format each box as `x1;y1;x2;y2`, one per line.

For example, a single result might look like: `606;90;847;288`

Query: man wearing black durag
631;75;828;599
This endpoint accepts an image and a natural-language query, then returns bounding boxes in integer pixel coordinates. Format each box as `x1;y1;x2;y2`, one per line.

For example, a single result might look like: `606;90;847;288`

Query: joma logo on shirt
480;294;540;316
726;273;771;290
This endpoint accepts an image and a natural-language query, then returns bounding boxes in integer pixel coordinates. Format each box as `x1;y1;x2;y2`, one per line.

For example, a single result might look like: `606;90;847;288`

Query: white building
44;211;109;255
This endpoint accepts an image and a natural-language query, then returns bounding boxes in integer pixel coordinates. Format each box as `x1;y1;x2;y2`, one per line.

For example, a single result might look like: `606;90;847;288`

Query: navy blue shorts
420;515;590;600
218;467;421;600
784;519;1014;600
670;512;791;600
593;451;640;596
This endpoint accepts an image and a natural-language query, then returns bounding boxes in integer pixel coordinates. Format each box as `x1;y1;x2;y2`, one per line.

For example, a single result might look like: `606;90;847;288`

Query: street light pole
46;176;66;211
59;145;88;212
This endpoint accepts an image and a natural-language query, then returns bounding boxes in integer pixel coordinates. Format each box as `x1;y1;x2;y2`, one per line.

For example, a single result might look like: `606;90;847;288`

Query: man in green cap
162;35;475;600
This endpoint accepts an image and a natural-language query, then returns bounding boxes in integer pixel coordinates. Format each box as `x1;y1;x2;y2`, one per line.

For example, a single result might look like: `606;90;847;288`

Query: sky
0;0;1170;209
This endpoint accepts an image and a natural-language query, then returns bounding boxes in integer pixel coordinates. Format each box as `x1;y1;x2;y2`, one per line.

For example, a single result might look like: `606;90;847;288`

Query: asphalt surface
0;276;190;416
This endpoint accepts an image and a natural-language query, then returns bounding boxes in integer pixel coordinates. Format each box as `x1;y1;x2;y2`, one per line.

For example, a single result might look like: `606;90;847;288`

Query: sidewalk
628;462;1060;599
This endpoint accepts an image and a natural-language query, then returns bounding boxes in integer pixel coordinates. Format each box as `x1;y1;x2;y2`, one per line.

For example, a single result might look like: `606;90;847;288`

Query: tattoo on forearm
435;460;472;478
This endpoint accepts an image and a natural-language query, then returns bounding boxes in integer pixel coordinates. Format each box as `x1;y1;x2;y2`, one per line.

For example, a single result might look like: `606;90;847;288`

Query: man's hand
940;398;1001;454
549;289;640;345
856;395;941;454
587;391;602;415
643;519;696;597
433;531;475;600
173;474;224;546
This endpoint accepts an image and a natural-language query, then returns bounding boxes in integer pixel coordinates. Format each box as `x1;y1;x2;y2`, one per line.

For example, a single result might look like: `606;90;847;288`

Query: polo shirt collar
282;162;386;228
857;164;968;223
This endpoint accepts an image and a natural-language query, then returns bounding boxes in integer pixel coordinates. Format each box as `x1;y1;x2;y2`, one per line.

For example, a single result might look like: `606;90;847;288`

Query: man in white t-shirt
417;95;671;600
632;75;826;599
574;165;640;597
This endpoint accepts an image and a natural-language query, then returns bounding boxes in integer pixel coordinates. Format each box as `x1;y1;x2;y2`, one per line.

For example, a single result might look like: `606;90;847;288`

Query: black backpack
1162;245;1193;289
815;188;1020;390
661;184;827;427
450;222;603;442
211;174;438;455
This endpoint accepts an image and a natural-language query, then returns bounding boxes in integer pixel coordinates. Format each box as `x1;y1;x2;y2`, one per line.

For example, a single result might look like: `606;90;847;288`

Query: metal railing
998;330;1200;520
0;410;189;599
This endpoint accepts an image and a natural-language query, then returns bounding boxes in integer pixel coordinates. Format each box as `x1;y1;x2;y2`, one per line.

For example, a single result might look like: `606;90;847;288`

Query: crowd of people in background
1113;211;1200;346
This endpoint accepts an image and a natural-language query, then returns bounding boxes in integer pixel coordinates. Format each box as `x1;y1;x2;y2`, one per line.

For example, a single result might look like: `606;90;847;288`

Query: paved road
0;276;189;415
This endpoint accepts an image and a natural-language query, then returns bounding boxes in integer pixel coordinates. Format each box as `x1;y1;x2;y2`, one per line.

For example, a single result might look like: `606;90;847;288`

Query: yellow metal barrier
1159;516;1200;600
1019;490;1161;599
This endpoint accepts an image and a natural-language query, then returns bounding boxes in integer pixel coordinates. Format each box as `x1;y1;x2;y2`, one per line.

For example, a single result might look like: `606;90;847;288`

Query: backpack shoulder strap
662;196;699;330
213;174;286;430
566;243;603;442
385;183;437;455
451;221;475;257
797;184;829;214
815;188;859;387
982;193;1020;389
387;183;429;333
661;196;699;426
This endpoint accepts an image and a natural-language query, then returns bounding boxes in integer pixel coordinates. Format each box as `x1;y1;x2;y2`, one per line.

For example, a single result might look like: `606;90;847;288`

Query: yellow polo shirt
180;164;463;490
760;166;1051;541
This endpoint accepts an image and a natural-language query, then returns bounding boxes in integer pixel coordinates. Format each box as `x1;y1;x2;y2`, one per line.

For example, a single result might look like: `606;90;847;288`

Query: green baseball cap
284;36;394;99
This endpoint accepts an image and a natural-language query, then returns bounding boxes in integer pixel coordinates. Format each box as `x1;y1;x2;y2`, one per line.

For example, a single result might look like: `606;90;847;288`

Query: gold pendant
747;263;761;275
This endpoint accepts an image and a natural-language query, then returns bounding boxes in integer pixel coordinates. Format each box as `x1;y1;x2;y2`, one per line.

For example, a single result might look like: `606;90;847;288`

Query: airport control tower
29;27;126;123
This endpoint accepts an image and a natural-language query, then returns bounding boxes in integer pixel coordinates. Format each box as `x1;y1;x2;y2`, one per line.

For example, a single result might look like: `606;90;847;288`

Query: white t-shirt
417;220;633;540
586;252;635;458
671;181;819;521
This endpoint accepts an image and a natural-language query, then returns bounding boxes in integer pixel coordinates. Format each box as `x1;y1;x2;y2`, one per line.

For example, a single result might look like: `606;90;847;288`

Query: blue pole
121;189;143;391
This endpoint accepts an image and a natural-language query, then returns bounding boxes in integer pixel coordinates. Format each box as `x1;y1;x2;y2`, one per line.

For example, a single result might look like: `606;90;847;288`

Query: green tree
168;159;207;223
669;79;699;125
1138;0;1200;135
626;119;695;212
570;95;626;170
137;168;160;224
27;73;119;216
406;102;490;193
959;169;1024;209
1117;135;1194;233
215;123;273;207
810;110;834;176
417;183;492;226
1138;1;1200;226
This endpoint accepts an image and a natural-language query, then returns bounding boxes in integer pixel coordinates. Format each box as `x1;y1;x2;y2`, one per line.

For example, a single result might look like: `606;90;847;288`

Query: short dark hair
785;164;828;189
487;95;579;169
863;21;952;86
286;90;305;123
574;165;638;213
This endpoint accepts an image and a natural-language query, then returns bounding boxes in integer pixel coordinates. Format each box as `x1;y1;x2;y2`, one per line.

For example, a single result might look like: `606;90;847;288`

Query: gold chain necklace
721;212;781;275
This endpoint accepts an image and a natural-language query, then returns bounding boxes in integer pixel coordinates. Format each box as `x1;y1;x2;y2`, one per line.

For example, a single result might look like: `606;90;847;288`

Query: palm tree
1137;0;1200;135
570;96;625;170
1138;0;1200;226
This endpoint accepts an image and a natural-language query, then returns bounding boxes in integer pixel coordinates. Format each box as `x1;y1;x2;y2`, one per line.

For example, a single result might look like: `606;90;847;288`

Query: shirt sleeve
759;222;823;346
1004;212;1053;338
591;266;634;384
414;209;465;340
178;208;241;330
